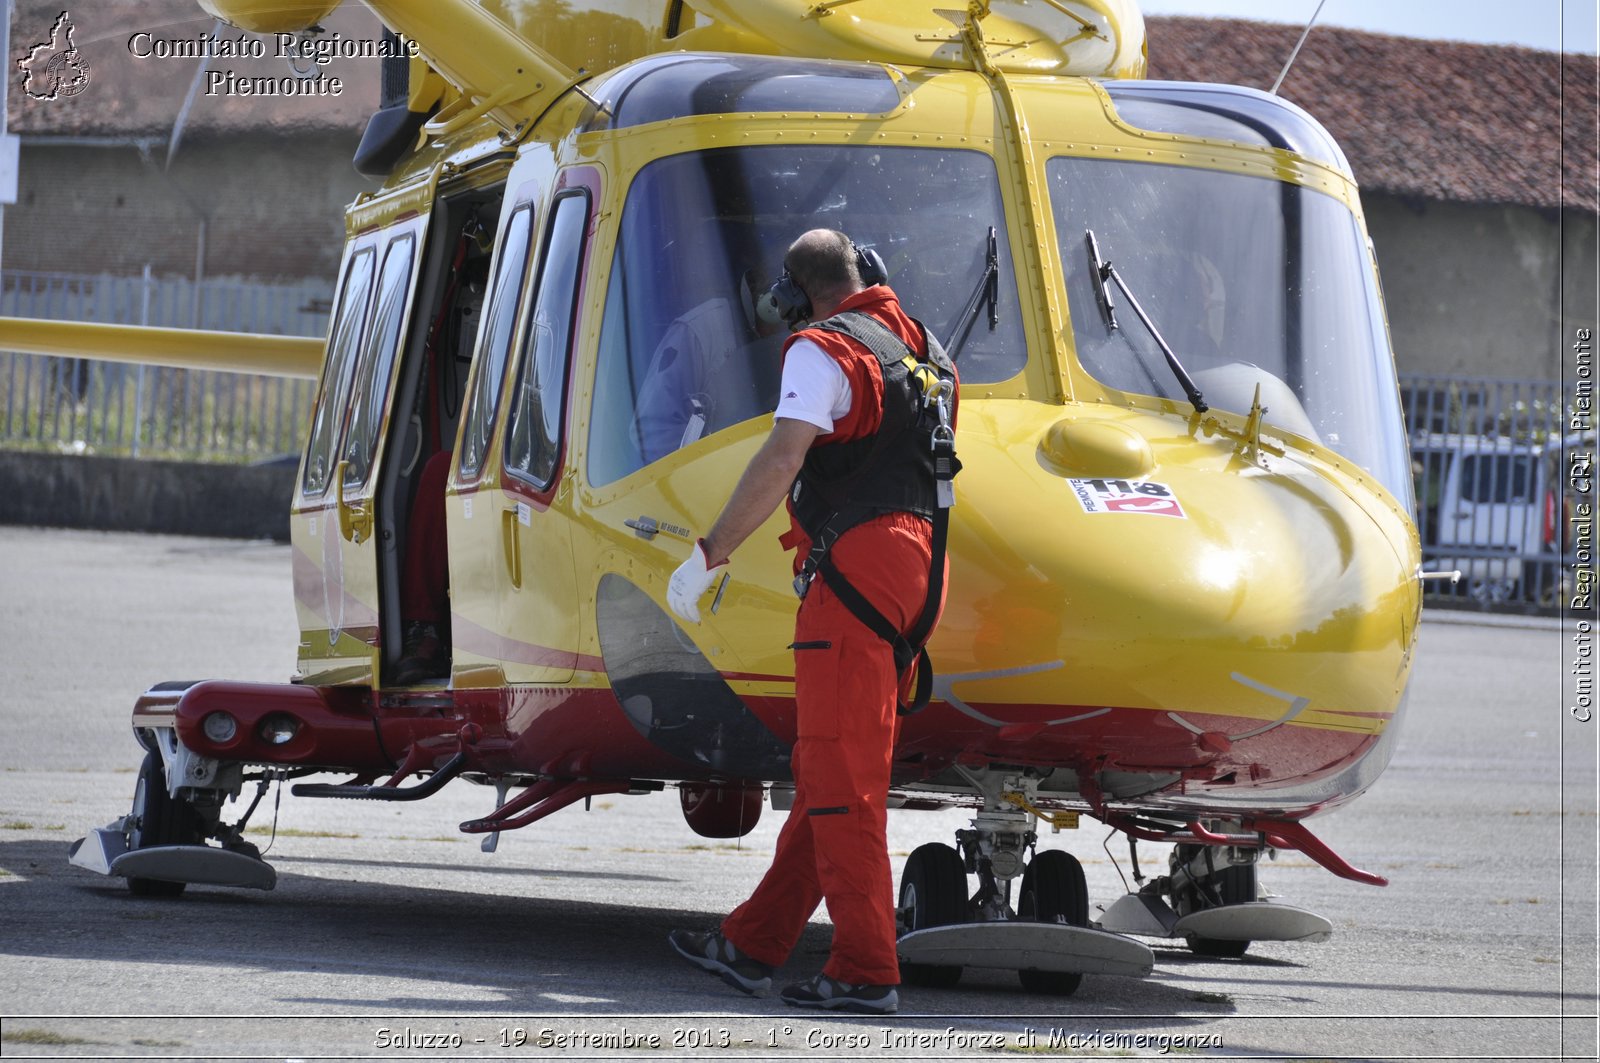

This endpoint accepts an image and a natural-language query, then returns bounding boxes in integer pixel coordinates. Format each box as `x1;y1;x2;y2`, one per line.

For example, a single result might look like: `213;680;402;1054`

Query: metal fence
0;269;330;462
1401;375;1578;613
0;279;1582;614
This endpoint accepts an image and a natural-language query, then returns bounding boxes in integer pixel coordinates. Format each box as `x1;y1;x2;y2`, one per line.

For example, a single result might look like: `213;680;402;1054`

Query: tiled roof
1145;17;1597;213
8;4;1594;212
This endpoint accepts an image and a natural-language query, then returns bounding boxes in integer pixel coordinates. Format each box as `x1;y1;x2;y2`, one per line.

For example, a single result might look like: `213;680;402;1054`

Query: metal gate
1402;375;1580;613
1;269;329;462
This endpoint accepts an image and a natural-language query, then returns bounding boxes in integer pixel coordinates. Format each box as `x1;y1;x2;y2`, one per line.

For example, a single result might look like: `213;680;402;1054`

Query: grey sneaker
668;929;773;995
779;972;899;1014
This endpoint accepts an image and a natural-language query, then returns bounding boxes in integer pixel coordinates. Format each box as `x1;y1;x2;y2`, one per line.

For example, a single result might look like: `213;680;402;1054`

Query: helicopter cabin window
457;204;536;481
587;145;1024;487
505;191;591;489
1049;156;1411;505
341;233;417;488
581;54;902;131
1102;82;1352;176
302;247;377;497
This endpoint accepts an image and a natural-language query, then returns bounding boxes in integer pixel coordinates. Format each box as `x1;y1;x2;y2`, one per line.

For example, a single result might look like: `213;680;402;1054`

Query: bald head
784;228;865;319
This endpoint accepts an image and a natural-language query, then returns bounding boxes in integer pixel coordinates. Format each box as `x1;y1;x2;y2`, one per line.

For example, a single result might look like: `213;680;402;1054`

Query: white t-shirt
774;338;853;432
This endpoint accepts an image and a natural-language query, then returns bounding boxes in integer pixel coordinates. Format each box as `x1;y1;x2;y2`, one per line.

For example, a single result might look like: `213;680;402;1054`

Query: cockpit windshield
1049;157;1410;504
588;145;1025;488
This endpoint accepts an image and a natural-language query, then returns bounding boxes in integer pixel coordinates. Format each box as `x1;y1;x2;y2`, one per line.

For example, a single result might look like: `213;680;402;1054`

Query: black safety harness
789;311;961;715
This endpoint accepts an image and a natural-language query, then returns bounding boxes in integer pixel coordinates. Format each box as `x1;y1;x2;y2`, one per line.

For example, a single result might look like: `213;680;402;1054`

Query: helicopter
9;0;1423;995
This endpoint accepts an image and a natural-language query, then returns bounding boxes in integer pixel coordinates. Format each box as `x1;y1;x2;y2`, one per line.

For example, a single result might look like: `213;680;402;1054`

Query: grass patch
0;820;68;831
5;1029;103;1046
1190;991;1233;1005
244;826;359;839
132;1038;185;1048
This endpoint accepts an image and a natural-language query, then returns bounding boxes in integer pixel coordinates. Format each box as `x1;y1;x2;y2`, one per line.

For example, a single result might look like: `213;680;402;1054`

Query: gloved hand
667;539;728;624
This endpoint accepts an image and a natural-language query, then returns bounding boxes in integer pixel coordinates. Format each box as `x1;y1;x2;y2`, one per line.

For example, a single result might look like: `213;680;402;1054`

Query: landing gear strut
1098;832;1333;953
69;728;277;893
895;769;1152;993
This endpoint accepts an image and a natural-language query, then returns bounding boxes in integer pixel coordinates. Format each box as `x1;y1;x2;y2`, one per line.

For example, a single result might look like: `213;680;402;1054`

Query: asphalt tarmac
0;527;1595;1061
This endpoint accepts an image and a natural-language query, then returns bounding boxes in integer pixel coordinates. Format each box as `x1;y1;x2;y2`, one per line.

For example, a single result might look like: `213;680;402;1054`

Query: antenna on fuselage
1269;0;1329;95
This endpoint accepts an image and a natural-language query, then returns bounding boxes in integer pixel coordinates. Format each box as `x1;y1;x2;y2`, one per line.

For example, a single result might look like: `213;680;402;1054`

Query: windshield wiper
945;226;999;362
1084;229;1208;414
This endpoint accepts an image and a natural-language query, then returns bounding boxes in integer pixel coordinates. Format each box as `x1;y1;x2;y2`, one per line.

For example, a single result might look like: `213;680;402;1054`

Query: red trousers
721;512;938;986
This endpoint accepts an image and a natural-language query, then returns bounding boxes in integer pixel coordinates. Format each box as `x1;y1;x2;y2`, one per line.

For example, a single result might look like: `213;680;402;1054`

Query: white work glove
667;539;728;624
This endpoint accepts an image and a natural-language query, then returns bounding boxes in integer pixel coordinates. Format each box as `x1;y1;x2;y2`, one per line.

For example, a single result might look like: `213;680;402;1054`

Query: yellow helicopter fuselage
22;1;1419;873
264;5;1419;832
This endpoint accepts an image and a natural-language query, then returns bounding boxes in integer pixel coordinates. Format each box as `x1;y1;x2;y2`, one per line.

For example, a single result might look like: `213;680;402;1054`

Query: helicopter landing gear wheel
1173;845;1256;958
1016;849;1088;995
899;842;968;989
125;751;205;898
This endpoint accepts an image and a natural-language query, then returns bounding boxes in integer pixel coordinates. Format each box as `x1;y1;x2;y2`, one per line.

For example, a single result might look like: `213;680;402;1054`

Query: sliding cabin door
290;218;427;684
445;167;593;687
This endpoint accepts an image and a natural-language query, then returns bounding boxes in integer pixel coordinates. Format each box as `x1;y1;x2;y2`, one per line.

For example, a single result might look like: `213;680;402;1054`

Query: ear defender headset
761;240;889;330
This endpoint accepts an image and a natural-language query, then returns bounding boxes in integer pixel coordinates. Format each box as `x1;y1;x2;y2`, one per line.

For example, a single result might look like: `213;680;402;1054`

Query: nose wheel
1017;849;1088;995
897;771;1153;992
898;842;968;988
125;751;206;897
1170;844;1258;958
69;732;276;895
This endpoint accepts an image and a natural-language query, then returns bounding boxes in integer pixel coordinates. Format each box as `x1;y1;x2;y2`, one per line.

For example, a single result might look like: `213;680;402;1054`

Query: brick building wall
1365;196;1598;381
4;134;372;281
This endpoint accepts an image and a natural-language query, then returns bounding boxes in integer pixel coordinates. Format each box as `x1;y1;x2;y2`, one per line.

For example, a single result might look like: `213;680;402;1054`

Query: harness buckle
793;558;818;600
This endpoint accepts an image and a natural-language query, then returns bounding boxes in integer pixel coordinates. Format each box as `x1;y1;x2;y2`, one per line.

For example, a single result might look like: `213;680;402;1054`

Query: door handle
624;515;692;542
335;461;373;544
502;504;523;590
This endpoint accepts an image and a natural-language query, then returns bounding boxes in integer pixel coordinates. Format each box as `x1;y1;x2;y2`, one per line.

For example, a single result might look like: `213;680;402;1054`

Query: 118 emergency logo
1067;478;1187;518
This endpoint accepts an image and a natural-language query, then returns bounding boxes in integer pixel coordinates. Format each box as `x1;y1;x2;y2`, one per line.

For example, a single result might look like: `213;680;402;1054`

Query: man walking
665;228;958;1015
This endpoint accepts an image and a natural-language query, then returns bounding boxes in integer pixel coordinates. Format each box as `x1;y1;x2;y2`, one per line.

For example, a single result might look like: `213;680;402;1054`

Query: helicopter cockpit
1057;82;1413;507
586;141;1026;487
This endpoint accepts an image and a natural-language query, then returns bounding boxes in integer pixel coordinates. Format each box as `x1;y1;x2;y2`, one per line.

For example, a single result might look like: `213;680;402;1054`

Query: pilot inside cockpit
631;267;785;465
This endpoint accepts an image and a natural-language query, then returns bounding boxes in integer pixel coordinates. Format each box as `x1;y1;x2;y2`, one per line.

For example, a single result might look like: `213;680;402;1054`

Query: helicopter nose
944;410;1416;740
